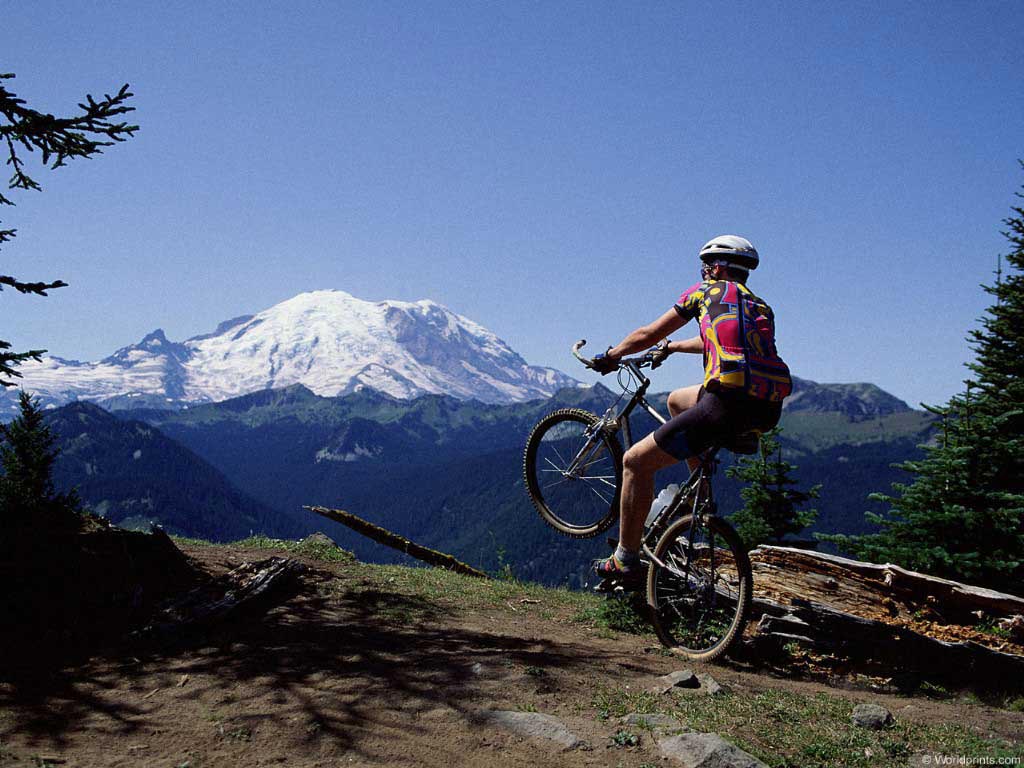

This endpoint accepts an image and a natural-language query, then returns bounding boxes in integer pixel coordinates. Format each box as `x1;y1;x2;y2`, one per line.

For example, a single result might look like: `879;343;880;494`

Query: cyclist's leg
618;433;678;552
618;390;728;552
667;384;702;418
655;386;730;472
600;389;731;575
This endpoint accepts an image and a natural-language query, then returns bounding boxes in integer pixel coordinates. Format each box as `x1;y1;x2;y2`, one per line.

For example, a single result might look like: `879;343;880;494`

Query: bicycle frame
574;355;722;571
569;358;720;569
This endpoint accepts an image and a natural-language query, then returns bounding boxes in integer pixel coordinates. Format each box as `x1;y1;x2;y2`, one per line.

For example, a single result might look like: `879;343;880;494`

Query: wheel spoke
649;519;749;658
526;411;622;534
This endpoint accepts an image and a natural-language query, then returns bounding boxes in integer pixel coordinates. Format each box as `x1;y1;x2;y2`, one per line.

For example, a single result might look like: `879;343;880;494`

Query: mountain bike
523;340;756;661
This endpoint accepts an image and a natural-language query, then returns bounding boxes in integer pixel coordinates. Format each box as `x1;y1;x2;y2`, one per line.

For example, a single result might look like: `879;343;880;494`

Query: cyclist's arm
667;335;702;354
607;309;685;359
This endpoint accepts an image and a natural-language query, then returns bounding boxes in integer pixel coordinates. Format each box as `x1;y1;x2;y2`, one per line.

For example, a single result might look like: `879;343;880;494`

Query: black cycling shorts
652;387;782;460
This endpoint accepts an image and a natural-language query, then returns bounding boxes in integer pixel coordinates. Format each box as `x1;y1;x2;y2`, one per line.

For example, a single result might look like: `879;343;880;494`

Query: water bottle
646;483;680;527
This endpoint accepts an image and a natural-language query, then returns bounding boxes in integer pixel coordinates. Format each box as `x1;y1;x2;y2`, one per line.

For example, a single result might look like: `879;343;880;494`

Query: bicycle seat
723;431;761;455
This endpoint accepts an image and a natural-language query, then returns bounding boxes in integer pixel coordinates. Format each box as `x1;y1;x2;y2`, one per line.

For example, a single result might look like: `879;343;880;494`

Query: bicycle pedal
593;576;642;595
593;578;623;594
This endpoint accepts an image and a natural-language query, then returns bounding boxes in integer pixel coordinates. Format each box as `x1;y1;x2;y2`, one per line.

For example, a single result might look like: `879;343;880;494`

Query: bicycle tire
523;408;623;538
646;514;752;661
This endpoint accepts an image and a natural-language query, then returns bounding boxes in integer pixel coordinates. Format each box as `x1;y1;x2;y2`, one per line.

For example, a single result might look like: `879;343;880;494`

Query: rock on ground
480;710;584;750
695;673;726;695
651;670;727;696
651;670;698;694
851;703;894;729
659;732;767;768
301;532;341;548
620;712;683;730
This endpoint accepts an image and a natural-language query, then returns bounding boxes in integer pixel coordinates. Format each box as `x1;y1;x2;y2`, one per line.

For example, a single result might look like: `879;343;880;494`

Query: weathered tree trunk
746;546;1024;682
751;546;1024;619
306;505;490;579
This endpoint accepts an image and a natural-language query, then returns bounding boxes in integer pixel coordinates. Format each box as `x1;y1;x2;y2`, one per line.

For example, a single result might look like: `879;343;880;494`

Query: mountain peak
785;376;912;420
5;290;581;411
140;329;169;346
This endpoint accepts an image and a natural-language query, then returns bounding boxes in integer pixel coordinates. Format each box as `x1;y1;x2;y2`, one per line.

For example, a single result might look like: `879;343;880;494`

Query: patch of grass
592;686;662;721
199;705;224;724
370;561;598;619
976;617;1013;639
222;725;252;742
170;535;218;547
231;534;356;563
517;702;538;713
1005;696;1024;713
572;593;651;636
662;688;1019;768
523;665;548;678
919;681;953;699
609;729;640;748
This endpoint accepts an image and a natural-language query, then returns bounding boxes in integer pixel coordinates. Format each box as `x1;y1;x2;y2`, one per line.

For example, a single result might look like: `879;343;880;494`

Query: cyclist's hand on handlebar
591;347;619;375
650;339;671;369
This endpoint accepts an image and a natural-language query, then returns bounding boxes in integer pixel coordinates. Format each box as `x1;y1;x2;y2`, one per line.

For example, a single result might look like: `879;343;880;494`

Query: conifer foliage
824;170;1024;593
725;428;819;549
0;390;80;520
0;73;137;386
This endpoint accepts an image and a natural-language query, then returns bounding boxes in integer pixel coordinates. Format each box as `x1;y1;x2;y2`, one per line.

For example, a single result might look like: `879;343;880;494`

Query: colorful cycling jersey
674;280;792;402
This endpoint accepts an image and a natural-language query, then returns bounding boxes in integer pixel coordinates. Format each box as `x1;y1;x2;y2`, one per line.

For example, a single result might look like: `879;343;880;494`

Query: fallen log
746;546;1024;682
751;546;1024;619
135;556;302;640
306;505;490;579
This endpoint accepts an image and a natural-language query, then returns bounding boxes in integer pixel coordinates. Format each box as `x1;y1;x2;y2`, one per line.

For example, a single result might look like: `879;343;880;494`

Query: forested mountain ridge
48;402;306;541
44;378;934;585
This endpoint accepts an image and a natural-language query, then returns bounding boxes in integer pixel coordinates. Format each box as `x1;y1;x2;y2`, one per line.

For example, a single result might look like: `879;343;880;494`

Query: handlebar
572;339;661;371
572;339;595;367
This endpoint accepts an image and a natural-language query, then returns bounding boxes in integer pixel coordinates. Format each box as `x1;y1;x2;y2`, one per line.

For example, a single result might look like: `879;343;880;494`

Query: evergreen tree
823;170;1024;593
1;73;137;386
0;390;80;520
726;428;819;550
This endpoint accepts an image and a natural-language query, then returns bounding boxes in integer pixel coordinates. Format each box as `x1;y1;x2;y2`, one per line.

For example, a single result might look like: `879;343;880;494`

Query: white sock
615;544;639;565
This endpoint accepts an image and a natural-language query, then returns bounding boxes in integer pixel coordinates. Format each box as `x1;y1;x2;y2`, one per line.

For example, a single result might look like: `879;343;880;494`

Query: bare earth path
1;544;1021;767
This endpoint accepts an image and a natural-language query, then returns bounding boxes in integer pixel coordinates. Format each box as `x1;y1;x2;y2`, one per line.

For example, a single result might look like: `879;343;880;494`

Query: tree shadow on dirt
0;562;602;761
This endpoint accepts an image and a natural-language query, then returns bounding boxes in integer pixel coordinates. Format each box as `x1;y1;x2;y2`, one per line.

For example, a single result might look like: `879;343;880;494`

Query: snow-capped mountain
4;290;580;412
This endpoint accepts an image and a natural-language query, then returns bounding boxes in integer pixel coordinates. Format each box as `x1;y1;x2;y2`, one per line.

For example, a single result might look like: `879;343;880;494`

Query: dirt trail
1;544;1021;768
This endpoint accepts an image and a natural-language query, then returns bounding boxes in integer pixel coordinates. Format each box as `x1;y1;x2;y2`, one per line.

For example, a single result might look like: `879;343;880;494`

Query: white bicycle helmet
699;235;759;271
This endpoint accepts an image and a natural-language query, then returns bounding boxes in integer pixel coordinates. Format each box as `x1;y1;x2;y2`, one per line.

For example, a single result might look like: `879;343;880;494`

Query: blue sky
4;1;1022;406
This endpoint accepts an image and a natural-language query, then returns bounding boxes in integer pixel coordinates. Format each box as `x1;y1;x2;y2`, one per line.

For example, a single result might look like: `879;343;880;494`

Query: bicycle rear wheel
646;514;752;661
523;408;622;538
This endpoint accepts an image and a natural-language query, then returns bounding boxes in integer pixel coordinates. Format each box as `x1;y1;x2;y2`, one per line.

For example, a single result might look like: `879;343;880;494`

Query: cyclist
590;235;792;584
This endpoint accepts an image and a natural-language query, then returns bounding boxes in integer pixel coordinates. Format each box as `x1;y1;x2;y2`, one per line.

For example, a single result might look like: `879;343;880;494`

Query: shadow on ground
0;560;598;762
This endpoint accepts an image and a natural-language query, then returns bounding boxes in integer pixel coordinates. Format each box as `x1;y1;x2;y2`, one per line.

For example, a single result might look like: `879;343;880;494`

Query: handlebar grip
572;339;595;368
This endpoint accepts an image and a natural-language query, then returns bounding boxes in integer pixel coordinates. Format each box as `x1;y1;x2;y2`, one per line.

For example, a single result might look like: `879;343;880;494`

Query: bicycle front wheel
646;514;752;661
523;408;623;538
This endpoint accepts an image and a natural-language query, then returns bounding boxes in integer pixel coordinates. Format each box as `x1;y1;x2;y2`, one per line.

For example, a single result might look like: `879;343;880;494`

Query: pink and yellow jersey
674;280;792;402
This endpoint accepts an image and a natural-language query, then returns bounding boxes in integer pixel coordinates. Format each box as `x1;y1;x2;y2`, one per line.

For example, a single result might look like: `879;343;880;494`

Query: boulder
480;710;584;750
301;532;340;548
659;732;767;768
696;674;726;696
651;669;698;694
620;713;682;730
850;703;894;730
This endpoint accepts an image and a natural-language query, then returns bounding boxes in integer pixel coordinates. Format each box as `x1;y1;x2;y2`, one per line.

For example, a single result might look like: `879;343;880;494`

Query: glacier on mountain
4;290;580;412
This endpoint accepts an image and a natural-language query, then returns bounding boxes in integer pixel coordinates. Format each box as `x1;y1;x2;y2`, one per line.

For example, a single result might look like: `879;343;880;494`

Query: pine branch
0;74;138;196
0;275;68;295
0;341;45;388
